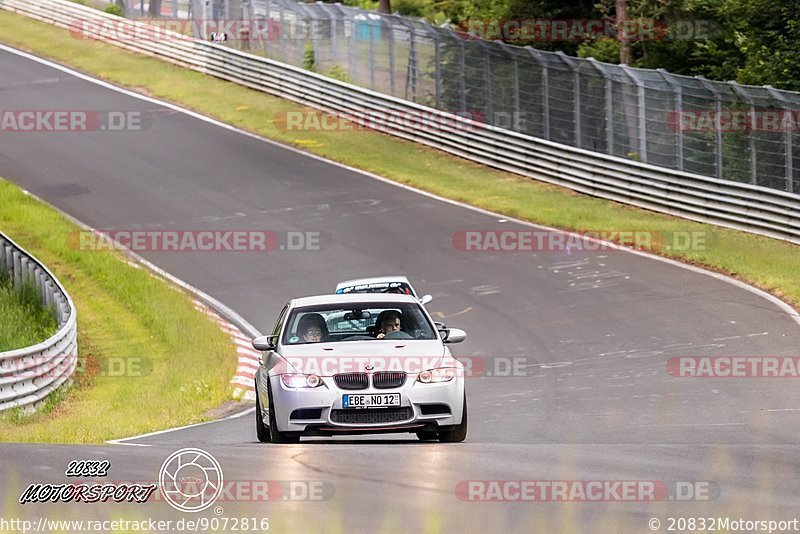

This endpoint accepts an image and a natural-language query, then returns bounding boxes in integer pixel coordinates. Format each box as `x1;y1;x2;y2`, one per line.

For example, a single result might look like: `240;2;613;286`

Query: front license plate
342;393;400;409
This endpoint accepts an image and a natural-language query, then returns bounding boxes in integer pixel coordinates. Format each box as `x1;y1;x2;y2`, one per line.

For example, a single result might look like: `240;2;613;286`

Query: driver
374;310;402;339
297;313;329;343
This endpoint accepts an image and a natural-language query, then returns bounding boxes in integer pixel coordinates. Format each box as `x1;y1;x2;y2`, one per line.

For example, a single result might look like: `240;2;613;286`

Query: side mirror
420;294;433;305
252;335;277;351
443;328;466;344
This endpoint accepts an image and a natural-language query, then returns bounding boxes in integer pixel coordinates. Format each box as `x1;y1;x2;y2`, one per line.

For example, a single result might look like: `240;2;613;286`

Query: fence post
458;39;466;112
386;16;395;96
729;81;758;185
620;65;647;163
433;31;441;109
696;77;724;179
347;11;356;81
659;69;684;171
504;44;520;130
330;8;338;66
478;41;492;122
557;52;581;148
766;85;794;193
525;46;549;140
278;2;286;62
368;15;376;89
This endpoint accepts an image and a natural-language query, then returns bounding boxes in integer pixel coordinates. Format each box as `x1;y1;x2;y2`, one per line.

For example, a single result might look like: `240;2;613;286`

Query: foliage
328;64;352;82
339;0;800;88
303;42;316;71
577;36;621;64
103;3;124;16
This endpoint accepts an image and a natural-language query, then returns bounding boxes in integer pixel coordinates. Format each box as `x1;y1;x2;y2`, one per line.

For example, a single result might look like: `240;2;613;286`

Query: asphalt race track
1;46;800;532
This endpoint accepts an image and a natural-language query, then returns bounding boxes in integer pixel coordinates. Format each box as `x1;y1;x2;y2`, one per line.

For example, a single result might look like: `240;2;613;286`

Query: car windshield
335;281;415;297
283;302;436;344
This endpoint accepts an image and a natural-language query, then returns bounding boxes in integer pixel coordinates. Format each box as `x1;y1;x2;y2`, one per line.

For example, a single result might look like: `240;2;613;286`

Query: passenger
374;310;402;339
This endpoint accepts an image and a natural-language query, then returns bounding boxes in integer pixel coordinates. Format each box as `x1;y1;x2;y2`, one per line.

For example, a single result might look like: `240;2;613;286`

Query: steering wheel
382;330;413;340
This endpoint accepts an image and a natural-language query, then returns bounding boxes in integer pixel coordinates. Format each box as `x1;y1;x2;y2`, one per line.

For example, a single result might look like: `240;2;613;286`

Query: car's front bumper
267;373;465;435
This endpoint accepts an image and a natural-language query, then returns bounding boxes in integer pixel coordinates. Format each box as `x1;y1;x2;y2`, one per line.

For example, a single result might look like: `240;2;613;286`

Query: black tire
268;382;300;444
416;431;438;441
438;395;468;443
255;389;271;443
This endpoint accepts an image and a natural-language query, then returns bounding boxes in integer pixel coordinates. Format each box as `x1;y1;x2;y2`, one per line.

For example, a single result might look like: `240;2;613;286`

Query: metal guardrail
1;0;798;244
0;232;78;412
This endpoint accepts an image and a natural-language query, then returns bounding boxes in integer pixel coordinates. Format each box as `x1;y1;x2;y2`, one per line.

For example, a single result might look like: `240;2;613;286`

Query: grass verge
0;269;58;352
0;10;797;311
0;180;236;443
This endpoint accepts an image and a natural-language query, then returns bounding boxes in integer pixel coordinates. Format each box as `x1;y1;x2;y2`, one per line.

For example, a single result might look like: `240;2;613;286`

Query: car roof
292;293;419;307
335;275;411;290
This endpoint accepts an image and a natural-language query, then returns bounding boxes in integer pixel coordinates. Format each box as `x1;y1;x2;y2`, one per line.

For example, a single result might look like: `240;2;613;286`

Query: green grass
0;9;797;312
0;270;58;351
0;180;236;442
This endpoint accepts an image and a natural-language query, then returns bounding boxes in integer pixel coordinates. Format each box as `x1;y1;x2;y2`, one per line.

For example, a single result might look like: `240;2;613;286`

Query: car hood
275;340;447;376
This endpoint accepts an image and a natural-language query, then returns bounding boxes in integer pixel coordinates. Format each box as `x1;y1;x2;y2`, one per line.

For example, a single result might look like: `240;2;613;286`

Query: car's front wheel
416;430;437;441
255;389;271;443
438;395;467;443
268;382;300;444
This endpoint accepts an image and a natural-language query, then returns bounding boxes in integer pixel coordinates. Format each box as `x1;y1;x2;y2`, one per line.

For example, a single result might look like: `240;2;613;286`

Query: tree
615;0;631;64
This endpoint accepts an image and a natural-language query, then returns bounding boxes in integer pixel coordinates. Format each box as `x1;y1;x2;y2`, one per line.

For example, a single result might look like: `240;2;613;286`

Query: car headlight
281;374;324;388
417;368;456;383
